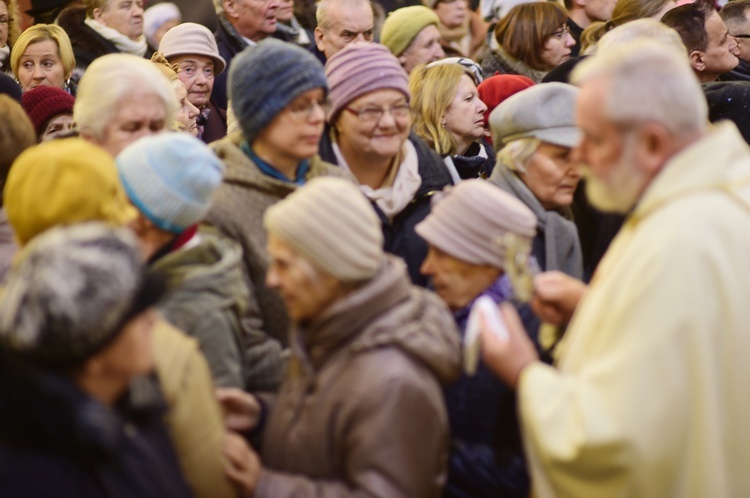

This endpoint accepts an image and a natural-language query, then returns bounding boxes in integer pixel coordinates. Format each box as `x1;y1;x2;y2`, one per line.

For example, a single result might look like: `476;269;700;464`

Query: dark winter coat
213;17;248;112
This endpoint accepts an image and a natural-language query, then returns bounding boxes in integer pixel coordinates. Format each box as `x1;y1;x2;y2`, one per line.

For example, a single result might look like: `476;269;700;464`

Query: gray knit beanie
229;39;327;144
116;133;225;234
0;223;165;369
264;177;384;282
416;179;537;268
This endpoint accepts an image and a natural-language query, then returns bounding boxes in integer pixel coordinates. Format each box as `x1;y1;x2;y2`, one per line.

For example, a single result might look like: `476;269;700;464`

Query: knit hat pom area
229;39;327;144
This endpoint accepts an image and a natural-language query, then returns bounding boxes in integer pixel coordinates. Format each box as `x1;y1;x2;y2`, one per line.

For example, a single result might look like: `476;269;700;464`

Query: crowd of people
0;0;749;496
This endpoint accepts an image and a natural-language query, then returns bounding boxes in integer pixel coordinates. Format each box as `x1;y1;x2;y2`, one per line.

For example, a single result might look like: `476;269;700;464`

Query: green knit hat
381;6;441;56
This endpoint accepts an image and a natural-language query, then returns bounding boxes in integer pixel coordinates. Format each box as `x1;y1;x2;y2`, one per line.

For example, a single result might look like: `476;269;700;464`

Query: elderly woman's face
173;81;199;136
18;40;69;92
96;90;167;156
520;142;582;209
95;0;144;41
0;1;9;48
171;54;215;109
442;74;487;154
334;88;410;164
266;234;345;324
40;114;74;142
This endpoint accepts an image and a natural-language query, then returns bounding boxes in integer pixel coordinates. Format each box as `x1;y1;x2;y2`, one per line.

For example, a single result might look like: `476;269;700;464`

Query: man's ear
92;7;104;23
314;27;326;53
690;50;706;72
223;0;239;20
572;0;586;9
636;122;672;177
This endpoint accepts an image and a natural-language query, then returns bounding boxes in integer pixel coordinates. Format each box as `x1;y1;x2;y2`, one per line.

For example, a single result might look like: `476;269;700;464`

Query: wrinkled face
0;2;9;48
173;81;199;136
171;54;215;109
96;91;167;156
95;0;144;41
584;0;616;23
701;12;740;79
40;114;74;142
434;0;468;30
399;24;445;74
442;74;487;153
266;234;345;323
315;2;374;59
335;88;411;163
17;40;69;92
231;0;279;42
541;25;575;70
420;245;500;312
252;87;326;168
519;142;581;209
277;0;293;22
94;308;157;383
576;79;647;213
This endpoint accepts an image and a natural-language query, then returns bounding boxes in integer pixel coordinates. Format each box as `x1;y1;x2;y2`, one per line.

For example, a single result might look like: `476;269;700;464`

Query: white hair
571;39;707;137
74;53;178;141
496;137;540;174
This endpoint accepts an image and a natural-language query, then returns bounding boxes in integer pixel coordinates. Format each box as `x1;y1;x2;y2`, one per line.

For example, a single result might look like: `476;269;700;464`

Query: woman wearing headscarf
319;42;453;286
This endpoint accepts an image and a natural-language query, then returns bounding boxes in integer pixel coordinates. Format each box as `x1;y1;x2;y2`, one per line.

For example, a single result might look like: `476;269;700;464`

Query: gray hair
571;39;707;137
214;0;223;16
496;137;540;174
596;18;685;54
74;53;178;141
316;0;372;30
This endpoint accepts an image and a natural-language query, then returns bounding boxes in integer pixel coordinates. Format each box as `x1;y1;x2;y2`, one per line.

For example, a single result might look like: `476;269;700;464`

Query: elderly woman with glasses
318;42;453;287
479;2;575;83
205;39;350;391
0;0;20;75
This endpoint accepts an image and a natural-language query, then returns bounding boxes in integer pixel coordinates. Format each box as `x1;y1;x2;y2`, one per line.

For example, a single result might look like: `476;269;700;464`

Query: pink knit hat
21;86;75;136
325;42;410;123
416;180;536;268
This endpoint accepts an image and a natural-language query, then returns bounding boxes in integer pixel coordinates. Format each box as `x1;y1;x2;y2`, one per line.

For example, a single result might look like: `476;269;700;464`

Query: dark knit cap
21;86;76;136
0;73;22;104
229;38;327;144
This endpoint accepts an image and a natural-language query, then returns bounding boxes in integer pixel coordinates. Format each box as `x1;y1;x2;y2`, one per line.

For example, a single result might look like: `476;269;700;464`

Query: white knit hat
144;3;181;48
416;179;536;268
264;177;384;282
115;133;225;233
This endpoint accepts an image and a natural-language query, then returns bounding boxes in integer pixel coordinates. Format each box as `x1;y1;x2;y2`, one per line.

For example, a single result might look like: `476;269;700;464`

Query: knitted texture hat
264;177;384;282
416;179;536;268
230;39;327;144
116;133;225;233
490;82;581;148
477;74;535;144
325;42;410;123
0;223;165;369
381;6;440;56
159;22;226;75
21;85;76;136
5;138;138;246
144;2;181;47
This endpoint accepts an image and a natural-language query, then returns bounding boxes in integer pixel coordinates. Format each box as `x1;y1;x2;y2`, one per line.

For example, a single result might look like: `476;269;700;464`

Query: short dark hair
661;1;714;53
720;0;750;32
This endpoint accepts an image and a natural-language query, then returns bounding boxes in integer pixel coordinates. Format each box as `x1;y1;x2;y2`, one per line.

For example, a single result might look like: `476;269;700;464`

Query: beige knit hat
415;179;536;268
381;6;440;56
263;177;384;282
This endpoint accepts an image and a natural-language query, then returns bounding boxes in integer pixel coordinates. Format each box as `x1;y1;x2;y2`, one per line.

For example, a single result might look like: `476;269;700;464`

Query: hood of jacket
294;255;461;385
151;229;247;319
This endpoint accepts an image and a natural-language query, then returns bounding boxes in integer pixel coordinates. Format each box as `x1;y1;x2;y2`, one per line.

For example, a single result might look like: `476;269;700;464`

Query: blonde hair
10;24;76;80
1;0;21;47
409;63;475;156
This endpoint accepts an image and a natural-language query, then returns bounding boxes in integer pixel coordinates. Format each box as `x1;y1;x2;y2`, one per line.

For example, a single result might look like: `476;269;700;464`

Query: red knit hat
477;74;535;144
21;86;75;137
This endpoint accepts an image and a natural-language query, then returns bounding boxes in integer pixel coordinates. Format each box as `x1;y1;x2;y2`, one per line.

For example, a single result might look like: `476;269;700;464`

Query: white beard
584;136;647;214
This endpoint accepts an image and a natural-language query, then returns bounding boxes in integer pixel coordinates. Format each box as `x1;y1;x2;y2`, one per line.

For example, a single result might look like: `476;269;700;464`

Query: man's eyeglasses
344;103;411;123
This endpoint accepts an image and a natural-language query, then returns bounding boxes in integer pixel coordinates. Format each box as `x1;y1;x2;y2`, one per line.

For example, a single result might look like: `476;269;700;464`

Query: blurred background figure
21;84;75;141
150;52;200;136
273;0;314;49
380;5;445;74
425;0;486;58
410;61;494;182
0;0;20;74
720;0;750;80
320;43;452;286
74;53;176;156
143;1;181;50
24;0;83;24
10;24;75;93
480;2;575;83
0;223;192;498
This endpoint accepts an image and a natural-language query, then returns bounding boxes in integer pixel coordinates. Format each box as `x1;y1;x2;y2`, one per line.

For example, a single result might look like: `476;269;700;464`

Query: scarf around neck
84;18;147;56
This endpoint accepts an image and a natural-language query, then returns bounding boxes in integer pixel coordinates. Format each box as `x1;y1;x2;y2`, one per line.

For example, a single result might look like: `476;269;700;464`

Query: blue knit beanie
229;39;327;144
115;133;225;233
